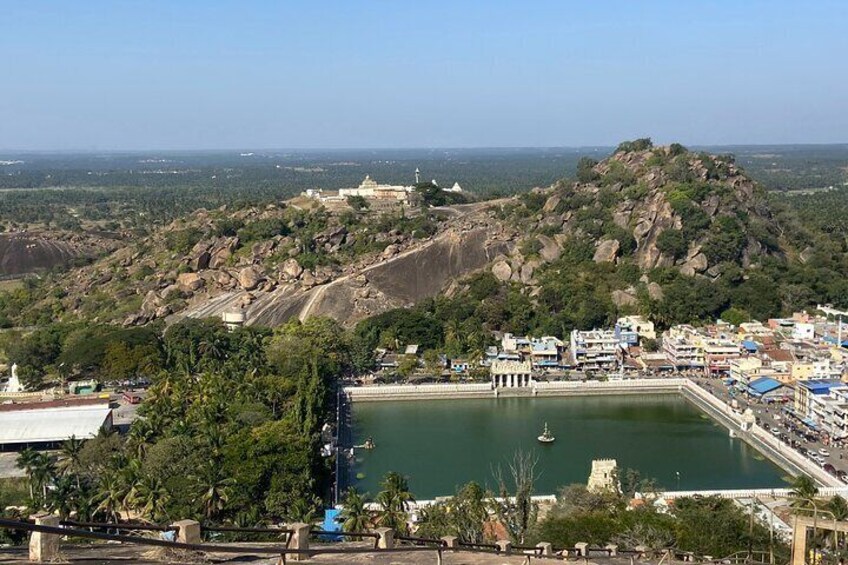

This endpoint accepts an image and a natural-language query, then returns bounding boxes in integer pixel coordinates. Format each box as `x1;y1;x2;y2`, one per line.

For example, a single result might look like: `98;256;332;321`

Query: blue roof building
741;340;759;353
746;377;783;397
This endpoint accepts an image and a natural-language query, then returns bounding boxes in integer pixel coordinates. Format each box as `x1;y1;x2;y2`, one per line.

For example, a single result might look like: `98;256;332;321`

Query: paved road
695;377;848;481
0;452;25;479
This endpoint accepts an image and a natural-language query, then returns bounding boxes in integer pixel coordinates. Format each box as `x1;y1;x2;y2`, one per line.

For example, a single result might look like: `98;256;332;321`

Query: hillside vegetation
1;140;846;340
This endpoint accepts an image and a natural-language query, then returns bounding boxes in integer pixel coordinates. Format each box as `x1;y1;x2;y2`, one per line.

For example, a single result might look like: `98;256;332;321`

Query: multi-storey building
570;329;620;370
662;325;704;369
529;336;564;369
795;380;848;440
702;337;741;376
615;316;656;346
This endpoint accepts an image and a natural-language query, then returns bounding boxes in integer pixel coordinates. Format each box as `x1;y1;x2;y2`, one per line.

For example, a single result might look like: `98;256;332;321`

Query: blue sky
1;1;846;150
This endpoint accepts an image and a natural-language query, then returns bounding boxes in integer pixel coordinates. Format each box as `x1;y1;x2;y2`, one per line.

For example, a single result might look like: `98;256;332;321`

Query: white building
662;325;704;369
616;316;656;341
339;175;415;201
491;360;532;388
793;322;815;341
570;329;620;369
0;403;113;449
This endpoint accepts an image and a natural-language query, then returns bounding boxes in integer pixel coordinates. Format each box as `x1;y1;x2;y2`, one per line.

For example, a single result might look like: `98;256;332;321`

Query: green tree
57;435;85;486
375;472;415;534
790;475;819;511
339;487;371;532
16;447;40;500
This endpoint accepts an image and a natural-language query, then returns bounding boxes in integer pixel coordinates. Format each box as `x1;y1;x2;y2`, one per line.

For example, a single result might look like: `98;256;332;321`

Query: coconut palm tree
192;463;234;520
129;476;170;523
790;475;819;511
16;447;40;500
46;476;77;519
375;472;415;534
339;487;371;532
57;435;85;485
31;453;56;503
827;495;848;549
96;472;126;523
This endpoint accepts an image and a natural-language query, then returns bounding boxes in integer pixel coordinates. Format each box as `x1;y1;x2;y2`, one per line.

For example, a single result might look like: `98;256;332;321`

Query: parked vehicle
819;448;831;457
122;391;142;405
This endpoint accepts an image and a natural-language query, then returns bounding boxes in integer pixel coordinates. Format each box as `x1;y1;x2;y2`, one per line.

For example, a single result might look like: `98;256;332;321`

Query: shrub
616;138;653;153
656;229;689;260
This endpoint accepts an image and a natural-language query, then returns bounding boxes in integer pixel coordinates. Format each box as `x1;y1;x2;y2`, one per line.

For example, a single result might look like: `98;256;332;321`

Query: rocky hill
10;141;806;328
486;142;786;303
0;231;120;277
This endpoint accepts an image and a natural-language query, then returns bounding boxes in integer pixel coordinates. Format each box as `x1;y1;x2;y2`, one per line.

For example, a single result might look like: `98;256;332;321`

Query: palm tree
375;472;415;533
96;472;126;523
192;463;234;520
31;453;56;503
339;487;371;532
16;447;40;500
790;475;819;511
827;495;848;549
129;476;170;523
57;435;85;486
46;476;77;519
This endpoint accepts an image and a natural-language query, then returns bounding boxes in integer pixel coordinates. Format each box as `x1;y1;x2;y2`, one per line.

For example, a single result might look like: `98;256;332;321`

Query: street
695;376;848;483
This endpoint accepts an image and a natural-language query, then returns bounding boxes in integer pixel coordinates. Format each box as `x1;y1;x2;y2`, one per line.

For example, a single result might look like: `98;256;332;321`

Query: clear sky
1;1;846;150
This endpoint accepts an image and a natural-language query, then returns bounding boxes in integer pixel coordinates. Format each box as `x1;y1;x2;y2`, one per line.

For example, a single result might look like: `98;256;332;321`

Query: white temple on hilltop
338;175;415;201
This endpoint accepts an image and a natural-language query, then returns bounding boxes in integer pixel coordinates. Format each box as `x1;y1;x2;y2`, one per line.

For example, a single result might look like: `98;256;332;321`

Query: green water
349;394;788;499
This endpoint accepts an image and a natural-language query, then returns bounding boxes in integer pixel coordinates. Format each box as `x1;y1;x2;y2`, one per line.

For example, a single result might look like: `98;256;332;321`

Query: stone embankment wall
344;378;841;487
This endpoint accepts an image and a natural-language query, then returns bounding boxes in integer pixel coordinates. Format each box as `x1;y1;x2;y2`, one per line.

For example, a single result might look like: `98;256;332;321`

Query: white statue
7;363;23;393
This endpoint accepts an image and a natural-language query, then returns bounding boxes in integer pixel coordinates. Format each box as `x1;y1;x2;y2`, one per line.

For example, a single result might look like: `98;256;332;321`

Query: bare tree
491;449;539;543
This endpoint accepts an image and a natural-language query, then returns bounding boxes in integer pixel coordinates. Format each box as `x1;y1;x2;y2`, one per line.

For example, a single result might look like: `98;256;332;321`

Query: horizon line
2;141;848;155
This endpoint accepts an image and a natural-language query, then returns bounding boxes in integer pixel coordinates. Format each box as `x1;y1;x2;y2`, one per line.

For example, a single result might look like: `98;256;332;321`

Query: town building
794;380;848;440
529;336;564;369
702;337;741;376
729;357;764;384
615;316;656;345
221;310;246;331
791;359;840;382
794;379;844;424
490;360;532;388
662;325;704;369
744;376;787;402
570;329;620;370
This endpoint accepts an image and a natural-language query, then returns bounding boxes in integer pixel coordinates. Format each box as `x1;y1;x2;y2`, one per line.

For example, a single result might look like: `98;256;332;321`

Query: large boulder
542;194;561;214
238;266;264;291
192;251;211;271
647;281;664;301
537;235;561;263
492;260;512;282
593;239;620;263
382;244;400;258
281;258;303;279
612;289;638;307
680;252;708;275
177;272;204;292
